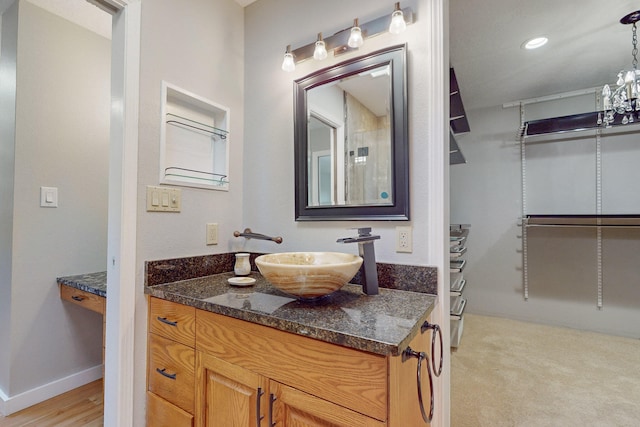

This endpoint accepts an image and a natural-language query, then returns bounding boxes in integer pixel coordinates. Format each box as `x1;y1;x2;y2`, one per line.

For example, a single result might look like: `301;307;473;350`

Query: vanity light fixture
389;2;407;34
281;45;295;72
313;33;328;60
281;3;414;71
348;19;364;48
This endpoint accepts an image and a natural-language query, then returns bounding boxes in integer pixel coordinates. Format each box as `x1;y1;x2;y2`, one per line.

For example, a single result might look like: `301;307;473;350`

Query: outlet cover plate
396;225;413;253
206;223;218;245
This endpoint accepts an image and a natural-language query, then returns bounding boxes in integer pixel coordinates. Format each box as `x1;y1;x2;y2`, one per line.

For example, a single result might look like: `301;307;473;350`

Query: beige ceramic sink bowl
255;252;363;300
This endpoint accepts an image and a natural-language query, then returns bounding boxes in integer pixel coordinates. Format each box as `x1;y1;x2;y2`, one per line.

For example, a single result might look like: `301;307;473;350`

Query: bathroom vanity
145;271;437;427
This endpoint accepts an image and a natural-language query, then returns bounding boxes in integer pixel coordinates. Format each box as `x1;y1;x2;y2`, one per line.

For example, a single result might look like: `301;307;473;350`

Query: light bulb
348;19;364;48
281;45;295;72
313;33;328;60
602;84;612;110
625;70;635;84
389;3;406;34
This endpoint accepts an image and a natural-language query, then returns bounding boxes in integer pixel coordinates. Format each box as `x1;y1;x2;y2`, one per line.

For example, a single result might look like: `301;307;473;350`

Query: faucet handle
354;227;372;237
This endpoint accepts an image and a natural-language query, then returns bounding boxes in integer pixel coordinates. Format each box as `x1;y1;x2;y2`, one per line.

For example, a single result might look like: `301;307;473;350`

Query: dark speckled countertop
57;271;107;298
145;271;436;356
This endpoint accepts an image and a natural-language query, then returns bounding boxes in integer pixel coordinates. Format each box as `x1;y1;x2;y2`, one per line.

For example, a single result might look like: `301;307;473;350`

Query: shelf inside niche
160;81;230;190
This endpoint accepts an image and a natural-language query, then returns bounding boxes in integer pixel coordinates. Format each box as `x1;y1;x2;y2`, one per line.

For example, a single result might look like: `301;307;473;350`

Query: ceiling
450;0;639;111
7;0;633;114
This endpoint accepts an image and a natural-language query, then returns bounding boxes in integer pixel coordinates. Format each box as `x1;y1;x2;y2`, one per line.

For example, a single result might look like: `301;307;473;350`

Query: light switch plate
146;185;181;212
40;186;58;208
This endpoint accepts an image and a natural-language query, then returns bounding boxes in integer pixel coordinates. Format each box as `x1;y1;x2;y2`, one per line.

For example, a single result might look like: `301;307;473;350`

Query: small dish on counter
227;277;256;287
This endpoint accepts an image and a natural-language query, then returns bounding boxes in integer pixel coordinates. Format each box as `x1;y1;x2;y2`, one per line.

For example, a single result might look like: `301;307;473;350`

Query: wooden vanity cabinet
147;297;196;427
147;297;433;427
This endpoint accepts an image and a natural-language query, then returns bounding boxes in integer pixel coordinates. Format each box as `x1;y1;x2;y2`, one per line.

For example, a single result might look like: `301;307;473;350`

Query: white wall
0;0;18;398
451;96;640;338
1;0;110;403
243;0;435;261
134;0;245;424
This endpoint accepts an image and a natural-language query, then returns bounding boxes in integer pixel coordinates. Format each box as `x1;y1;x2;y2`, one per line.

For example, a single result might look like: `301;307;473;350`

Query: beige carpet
451;314;640;427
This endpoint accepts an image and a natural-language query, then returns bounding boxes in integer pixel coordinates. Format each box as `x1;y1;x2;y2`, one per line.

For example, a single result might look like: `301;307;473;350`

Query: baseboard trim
0;365;103;416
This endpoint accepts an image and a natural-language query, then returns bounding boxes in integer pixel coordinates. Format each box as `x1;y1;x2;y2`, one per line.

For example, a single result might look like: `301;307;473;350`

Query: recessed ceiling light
522;36;548;50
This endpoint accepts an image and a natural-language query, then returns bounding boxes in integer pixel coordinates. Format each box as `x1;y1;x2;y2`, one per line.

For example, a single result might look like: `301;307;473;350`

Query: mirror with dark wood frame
294;44;409;221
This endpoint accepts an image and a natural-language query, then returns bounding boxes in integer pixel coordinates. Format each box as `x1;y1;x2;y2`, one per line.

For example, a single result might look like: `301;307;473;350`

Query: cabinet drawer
146;391;193;427
60;285;105;314
148;333;195;413
149;297;196;347
196;310;387;421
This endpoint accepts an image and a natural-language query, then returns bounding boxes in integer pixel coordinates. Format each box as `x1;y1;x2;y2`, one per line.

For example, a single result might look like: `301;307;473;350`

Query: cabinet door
389;319;435;426
270;381;385;427
195;352;268;427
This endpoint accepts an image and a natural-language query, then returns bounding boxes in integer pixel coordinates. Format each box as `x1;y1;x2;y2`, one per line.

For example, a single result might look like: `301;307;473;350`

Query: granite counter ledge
57;271;107;298
145;271;436;356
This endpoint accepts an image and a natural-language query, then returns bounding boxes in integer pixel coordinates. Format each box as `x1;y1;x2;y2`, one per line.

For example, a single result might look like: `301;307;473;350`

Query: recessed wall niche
159;81;230;190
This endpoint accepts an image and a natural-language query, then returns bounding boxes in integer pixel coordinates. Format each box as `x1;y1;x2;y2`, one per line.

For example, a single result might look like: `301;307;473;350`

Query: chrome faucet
336;227;380;295
233;228;283;244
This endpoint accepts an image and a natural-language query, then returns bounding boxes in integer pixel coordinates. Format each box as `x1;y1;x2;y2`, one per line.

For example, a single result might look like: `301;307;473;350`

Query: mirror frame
294;44;409;221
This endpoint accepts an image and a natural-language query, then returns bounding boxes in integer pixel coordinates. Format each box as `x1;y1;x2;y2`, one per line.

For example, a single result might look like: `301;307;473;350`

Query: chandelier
599;10;640;127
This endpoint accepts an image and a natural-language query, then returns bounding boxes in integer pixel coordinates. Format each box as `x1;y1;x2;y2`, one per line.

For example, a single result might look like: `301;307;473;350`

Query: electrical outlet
396;226;413;253
206;223;218;245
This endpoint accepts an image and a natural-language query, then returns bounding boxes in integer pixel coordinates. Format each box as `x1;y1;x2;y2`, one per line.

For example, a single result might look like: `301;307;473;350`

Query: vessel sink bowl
255;252;363;300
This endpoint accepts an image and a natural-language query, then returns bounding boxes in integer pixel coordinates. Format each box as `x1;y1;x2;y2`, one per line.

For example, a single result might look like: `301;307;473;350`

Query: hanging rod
522;215;640;228
166;113;228;139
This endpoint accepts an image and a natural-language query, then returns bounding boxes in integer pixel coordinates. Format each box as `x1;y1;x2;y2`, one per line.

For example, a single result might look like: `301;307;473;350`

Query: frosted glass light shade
282;52;295;72
314;40;327;60
389;9;406;34
348;19;364;48
281;45;295;72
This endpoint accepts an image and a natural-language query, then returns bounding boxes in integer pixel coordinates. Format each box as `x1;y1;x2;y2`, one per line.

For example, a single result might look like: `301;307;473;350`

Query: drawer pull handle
71;295;86;302
256;387;265;425
156;316;178;327
156;368;177;380
404;346;434;424
268;393;277;427
422;321;443;377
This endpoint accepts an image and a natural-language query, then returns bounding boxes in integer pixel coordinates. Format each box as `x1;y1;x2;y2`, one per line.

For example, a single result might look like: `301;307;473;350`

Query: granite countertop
145;272;436;356
57;271;107;298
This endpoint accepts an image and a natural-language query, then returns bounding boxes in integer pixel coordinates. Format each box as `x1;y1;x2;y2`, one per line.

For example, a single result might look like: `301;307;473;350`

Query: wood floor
0;380;103;427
